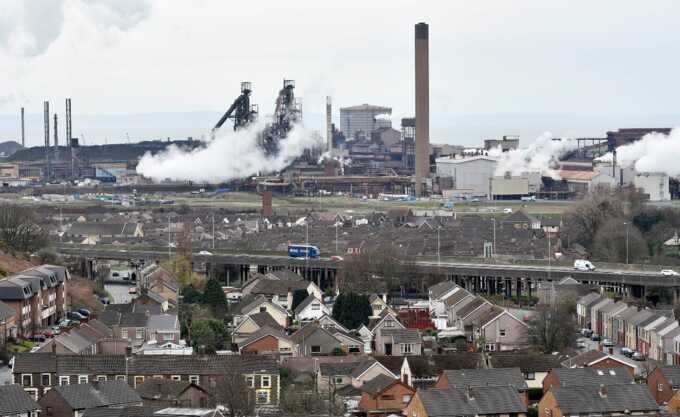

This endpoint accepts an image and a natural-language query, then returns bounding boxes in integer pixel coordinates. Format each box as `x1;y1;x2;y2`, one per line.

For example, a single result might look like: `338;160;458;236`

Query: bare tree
526;295;577;353
214;371;256;417
592;217;648;263
0;203;48;252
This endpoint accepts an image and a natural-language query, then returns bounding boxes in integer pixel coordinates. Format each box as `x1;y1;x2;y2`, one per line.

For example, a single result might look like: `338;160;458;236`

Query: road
105;268;137;304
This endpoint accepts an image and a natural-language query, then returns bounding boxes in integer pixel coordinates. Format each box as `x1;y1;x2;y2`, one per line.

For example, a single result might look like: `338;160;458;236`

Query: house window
96;375;107;382
134;376;144;387
115;375;126;381
121;329;129;339
485;344;496;351
658;383;664;392
78;375;88;384
384;320;394;328
152;375;163;379
334;377;344;384
256;390;270;404
135;329;143;339
24;388;38;401
22;374;32;387
545;409;552;417
525;372;536;380
189;375;200;385
499;329;506;337
163;333;174;341
210;378;216;388
41;373;51;386
402;394;412;403
311;345;321;354
349;345;361;353
311;303;320;311
402;344;413;354
381;395;395;400
46;407;53;416
261;375;271;388
59;376;70;386
246;376;254;388
171;375;181;381
260;306;267;312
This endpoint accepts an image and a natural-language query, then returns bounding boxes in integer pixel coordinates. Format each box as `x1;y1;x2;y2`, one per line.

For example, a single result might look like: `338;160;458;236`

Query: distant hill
0;141;24;158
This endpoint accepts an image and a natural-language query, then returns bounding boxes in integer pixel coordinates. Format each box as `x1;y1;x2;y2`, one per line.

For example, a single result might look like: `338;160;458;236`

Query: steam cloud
136;123;324;183
597;128;680;177
491;132;578;177
0;0;152;57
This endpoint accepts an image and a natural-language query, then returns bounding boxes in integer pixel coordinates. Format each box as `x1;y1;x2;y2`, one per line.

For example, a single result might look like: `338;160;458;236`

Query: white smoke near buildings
597;128;680;177
136;123;323;183
491;132;578;177
0;0;152;57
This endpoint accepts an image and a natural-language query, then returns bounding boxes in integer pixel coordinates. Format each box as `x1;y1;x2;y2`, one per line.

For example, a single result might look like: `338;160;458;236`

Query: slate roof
381;328;421;344
249;311;283;331
82;406;155;417
13;354;278;375
561;349;607;368
488;352;563;373
136;379;207;401
294;294;322;315
551;384;658;414
429;281;458;300
0;300;16;321
0;278;33;300
550;367;633;387
417;386;527;416
441;368;528;390
238;325;288;349
444;289;472;307
577;292;602;307
360;374;397;395
455;297;488;318
147;314;179;331
53;381;141;409
265;270;303;281
249;278;308;296
0;384;40;415
657;366;680;387
119;313;149;328
319;361;365;377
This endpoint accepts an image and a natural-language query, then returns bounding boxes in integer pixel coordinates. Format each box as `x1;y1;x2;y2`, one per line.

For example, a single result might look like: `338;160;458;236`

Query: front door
384;343;392;355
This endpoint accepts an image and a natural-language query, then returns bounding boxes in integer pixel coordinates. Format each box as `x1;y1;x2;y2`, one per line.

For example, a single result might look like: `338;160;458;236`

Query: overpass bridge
57;245;680;302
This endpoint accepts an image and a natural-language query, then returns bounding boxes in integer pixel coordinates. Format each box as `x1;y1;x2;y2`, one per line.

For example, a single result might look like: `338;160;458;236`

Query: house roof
290;322;339;345
561;349;607;368
577;292;602;306
0;300;16;321
294;294;323;315
428;281;459;300
265;270;303;281
488;352;563;373
249;311;283;331
417;386;527;417
381;328;421;344
0;278;34;300
628;310;655;325
657;366;680;387
550;367;633;387
444;289;473;307
238;325;289;349
0;384;40;415
441;368;528;390
147;314;179;331
249;278;309;296
455;297;489;319
372;354;484;379
53;380;141;409
136;379;207;401
350;360;397;379
551;384;657;414
360;374;398;395
319;361;365;377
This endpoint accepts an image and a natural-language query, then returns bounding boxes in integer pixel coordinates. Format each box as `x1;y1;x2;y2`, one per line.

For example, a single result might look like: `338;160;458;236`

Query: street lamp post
437;226;441;267
624;221;630;264
492;218;496;257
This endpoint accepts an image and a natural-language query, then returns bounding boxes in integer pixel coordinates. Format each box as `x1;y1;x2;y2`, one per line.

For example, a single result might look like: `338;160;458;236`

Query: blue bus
288;244;321;258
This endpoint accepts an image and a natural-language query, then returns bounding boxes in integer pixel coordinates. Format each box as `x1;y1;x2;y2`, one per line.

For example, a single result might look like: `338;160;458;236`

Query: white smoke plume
597;128;680;177
491;132;578;177
136;123;324;183
0;0;152;57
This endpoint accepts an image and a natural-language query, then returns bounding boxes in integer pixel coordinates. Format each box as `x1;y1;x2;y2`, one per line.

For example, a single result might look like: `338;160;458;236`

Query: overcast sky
1;0;680;146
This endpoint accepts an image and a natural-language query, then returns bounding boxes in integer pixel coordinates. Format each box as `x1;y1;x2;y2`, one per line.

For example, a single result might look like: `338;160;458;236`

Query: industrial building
339;104;392;141
436;155;498;198
490;172;541;200
634;172;670;201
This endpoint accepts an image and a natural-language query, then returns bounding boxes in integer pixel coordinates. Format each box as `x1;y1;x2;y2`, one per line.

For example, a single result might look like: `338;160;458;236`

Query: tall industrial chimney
20;107;25;147
65;98;72;148
414;22;430;196
326;96;333;152
53;113;59;162
44;101;51;179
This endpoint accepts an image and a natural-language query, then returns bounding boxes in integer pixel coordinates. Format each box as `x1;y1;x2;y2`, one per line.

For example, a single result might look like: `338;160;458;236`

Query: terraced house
12;353;280;408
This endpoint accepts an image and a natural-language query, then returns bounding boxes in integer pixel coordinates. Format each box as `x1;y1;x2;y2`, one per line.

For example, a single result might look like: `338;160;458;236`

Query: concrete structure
436;156;498;198
490;173;541;199
634;172;670;201
484;136;519;152
339;104;392;141
415;22;430;196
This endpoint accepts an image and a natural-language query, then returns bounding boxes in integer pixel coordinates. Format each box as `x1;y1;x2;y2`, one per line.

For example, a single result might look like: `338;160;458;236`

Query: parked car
576;340;587;349
112;272;120;278
31;334;46;343
77;308;91;318
198;250;213;256
58;319;72;328
67;311;86;321
632;351;645;361
42;329;55;338
574;259;596;271
581;328;593;337
602;338;614;347
330;255;344;262
661;269;679;276
99;296;110;305
503;208;513;214
591;334;601;341
50;326;61;336
621;347;634;357
129;287;138;294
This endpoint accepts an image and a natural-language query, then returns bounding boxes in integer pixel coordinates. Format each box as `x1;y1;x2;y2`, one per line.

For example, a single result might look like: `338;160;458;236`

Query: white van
574;259;596;271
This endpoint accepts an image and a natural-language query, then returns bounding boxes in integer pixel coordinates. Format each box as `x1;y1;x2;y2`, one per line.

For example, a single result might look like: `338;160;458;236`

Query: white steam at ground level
490;132;578;178
596;128;680;177
136;122;323;183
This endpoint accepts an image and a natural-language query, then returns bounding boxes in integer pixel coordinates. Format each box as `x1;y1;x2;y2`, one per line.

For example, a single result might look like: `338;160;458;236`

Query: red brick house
647;366;680;405
359;375;415;417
